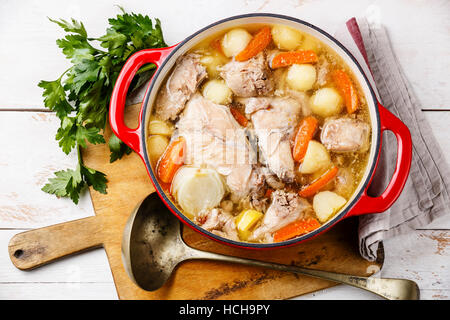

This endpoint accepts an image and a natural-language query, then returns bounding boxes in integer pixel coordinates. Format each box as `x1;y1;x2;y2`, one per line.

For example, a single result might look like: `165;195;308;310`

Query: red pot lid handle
347;102;412;217
109;45;177;156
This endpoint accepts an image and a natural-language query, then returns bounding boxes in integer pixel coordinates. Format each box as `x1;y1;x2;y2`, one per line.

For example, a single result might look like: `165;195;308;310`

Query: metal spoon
122;194;419;300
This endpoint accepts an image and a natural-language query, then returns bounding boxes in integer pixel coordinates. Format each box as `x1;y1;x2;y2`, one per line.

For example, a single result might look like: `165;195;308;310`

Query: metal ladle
122;194;419;300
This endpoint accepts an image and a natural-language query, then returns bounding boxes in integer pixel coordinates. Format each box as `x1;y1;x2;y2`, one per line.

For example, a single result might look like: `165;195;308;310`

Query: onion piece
171;166;226;218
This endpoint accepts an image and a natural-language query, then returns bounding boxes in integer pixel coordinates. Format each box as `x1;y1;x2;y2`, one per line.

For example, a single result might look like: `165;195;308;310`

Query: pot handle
346;103;412;217
109;45;177;156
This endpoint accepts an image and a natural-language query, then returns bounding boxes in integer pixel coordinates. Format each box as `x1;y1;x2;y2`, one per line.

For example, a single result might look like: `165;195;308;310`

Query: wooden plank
0;112;95;229
0;283;117;300
0;0;448;109
371;0;450;110
297;285;384;300
383;229;450;300
297;285;450;300
14;282;449;300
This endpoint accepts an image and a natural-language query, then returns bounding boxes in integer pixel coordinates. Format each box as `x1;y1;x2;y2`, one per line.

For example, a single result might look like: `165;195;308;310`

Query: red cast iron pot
109;14;412;249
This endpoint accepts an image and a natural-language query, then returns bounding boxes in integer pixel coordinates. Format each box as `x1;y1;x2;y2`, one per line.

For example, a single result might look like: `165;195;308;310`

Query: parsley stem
77;143;84;166
58;67;72;81
136;63;156;75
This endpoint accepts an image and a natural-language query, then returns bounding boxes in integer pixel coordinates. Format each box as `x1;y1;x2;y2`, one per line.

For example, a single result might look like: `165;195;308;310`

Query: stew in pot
147;24;371;243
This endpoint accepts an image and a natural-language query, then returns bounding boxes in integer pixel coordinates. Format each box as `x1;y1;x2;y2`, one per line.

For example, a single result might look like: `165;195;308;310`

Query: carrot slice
160;181;172;194
298;166;339;198
156;136;185;184
332;69;359;114
271;50;318;69
230;107;248;127
273;218;321;242
265;188;274;198
235;27;272;62
293;116;319;162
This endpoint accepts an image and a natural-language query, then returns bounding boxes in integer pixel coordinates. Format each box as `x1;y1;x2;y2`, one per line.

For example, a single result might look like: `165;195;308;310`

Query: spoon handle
189;249;419;300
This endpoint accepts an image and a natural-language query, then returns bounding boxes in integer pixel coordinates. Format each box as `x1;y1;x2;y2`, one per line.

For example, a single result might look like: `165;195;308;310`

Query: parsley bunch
40;8;167;203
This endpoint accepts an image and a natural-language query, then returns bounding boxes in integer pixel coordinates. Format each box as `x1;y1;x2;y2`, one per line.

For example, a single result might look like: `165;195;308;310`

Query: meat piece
176;94;256;197
287;89;312;116
245;128;259;156
321;118;370;152
334;167;354;199
196;208;239;241
220;52;273;97
236;97;271;114
316;56;329;86
272;68;287;96
250;190;313;242
220;200;234;212
251;97;302;182
250;197;268;213
155;54;207;121
249;166;266;194
260;166;285;189
248;166;268;212
226;165;254;198
229;165;267;211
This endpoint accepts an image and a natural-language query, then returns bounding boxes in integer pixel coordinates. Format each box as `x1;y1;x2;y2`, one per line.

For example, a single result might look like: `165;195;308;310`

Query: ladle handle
189;249;419;300
8;216;104;270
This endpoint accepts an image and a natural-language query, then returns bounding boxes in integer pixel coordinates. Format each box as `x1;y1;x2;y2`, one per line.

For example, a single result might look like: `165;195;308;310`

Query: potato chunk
300;140;331;174
235;209;263;240
310;87;343;117
147;135;169;166
271;24;303;50
221;28;252;58
149;116;174;136
298;35;319;52
313;191;347;222
202;79;233;104
200;52;228;78
286;64;317;91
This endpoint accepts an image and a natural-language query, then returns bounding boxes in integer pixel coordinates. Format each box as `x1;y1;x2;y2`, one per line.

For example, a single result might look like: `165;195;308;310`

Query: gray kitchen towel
337;17;450;261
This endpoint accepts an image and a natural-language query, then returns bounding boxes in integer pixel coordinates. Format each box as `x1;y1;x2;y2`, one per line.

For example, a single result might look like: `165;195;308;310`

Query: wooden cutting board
8;104;383;300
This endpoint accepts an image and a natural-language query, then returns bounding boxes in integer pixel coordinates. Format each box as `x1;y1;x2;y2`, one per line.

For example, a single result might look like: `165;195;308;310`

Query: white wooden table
0;0;448;300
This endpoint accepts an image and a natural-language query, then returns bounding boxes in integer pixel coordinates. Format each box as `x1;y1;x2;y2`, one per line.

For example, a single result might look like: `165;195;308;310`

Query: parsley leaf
56;35;98;64
40;8;167;204
48;18;88;37
55;116;105;155
108;132;132;163
76;125;106;148
55;116;77;154
42;168;79;198
42;158;108;204
81;165;108;194
41;164;84;204
38;78;73;119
